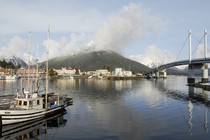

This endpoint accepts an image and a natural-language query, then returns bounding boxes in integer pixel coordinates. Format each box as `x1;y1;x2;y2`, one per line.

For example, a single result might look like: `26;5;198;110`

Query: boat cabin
15;93;44;110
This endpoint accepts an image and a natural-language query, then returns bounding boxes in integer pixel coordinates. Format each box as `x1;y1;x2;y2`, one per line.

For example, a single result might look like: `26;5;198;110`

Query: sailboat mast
28;31;31;90
45;25;50;109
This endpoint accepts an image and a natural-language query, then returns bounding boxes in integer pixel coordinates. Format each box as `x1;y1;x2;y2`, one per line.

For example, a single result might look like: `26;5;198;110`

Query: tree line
0;60;15;69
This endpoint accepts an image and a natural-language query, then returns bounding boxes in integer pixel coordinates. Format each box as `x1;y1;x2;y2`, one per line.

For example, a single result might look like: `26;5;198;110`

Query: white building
53;67;77;76
96;69;110;76
123;70;132;77
113;68;132;77
114;68;123;76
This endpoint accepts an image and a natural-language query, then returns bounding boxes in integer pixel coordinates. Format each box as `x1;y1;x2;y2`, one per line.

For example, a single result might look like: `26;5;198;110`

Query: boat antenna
45;25;50;109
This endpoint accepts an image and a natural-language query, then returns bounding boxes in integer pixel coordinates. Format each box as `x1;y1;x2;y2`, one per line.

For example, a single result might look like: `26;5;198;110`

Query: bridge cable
175;34;189;61
191;34;204;57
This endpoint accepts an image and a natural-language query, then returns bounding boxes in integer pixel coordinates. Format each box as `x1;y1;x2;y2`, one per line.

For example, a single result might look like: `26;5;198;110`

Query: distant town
0;59;143;80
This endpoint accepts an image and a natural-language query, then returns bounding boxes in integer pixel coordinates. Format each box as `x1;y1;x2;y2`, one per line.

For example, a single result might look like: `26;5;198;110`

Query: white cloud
129;45;175;68
0;2;166;63
41;32;91;60
86;3;166;53
192;44;210;59
0;36;28;59
0;1;104;36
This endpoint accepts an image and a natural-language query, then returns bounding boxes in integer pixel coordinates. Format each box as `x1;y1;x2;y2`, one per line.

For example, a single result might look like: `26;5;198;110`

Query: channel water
1;75;210;140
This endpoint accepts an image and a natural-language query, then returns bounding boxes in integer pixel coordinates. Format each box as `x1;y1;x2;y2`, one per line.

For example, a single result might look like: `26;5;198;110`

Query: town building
16;67;38;77
53;67;77;76
96;69;110;76
113;68;133;77
0;67;14;75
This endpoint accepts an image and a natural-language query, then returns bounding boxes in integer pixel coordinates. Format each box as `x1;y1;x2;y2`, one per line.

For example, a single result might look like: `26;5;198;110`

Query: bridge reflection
150;78;210;135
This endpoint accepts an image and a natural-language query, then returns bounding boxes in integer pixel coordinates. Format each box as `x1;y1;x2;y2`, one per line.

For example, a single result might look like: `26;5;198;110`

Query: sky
0;0;210;67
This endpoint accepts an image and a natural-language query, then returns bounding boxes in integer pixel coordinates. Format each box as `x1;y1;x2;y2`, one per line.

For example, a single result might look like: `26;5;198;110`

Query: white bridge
145;29;209;84
146;58;210;73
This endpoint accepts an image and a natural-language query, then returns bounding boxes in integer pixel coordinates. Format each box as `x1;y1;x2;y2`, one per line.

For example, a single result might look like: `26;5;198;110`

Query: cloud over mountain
0;2;166;64
86;3;165;53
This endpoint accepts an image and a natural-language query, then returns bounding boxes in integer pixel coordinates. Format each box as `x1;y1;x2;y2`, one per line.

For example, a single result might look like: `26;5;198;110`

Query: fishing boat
0;26;73;126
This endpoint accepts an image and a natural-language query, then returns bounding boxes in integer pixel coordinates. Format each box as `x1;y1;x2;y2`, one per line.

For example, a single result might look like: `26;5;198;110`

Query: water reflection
0;80;19;95
0;110;67;139
2;76;210;139
204;107;208;133
187;86;210;135
188;100;193;135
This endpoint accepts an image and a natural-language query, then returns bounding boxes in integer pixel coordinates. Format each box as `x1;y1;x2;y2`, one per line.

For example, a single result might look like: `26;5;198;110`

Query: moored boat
5;75;20;80
0;91;72;125
0;75;5;80
0;26;73;126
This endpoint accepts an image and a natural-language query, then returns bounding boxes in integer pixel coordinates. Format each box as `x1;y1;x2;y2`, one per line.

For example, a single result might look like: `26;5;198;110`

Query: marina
0;1;210;139
0;27;73;127
1;76;210;139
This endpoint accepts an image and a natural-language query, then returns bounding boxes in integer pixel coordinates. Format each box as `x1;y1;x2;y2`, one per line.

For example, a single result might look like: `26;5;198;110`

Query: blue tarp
50;104;58;109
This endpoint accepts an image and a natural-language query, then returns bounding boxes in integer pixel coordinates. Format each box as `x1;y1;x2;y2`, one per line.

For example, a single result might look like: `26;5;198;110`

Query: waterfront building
0;67;15;75
16;67;38;77
113;68;132;77
53;67;77;76
96;69;110;76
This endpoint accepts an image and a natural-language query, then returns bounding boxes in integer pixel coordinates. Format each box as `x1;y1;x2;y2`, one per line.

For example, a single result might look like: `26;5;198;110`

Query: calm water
1;76;210;140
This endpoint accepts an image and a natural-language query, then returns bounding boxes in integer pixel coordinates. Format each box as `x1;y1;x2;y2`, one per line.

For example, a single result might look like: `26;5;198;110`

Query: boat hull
0;105;66;126
0;109;67;139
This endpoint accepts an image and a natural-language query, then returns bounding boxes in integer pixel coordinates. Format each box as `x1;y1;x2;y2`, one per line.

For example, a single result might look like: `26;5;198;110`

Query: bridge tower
159;51;167;78
188;29;195;84
188;29;209;84
202;29;208;82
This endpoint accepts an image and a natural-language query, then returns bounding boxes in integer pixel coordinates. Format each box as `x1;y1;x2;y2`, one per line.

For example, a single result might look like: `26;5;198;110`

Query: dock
188;82;210;91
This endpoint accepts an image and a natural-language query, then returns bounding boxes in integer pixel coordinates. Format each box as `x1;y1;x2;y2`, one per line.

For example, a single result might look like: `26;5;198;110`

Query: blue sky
0;0;210;67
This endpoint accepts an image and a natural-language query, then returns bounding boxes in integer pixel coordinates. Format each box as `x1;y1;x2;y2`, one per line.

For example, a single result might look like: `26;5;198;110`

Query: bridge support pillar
202;64;208;83
188;64;195;84
155;71;159;78
159;69;167;78
188;63;209;84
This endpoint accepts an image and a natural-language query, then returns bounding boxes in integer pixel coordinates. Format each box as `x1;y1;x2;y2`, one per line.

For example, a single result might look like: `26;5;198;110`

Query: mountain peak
48;50;150;73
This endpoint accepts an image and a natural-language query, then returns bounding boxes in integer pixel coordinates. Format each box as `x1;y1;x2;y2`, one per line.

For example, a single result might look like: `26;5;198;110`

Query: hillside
47;50;151;73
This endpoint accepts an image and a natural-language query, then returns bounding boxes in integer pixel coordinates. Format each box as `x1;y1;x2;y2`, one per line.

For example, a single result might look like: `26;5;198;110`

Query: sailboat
0;26;73;126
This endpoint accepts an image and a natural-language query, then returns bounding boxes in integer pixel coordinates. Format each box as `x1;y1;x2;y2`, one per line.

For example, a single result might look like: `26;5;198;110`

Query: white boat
0;92;71;125
0;75;5;80
5;75;19;80
0;26;73;126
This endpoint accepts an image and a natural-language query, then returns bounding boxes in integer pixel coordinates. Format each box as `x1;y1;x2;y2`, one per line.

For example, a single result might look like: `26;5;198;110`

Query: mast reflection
188;100;193;135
